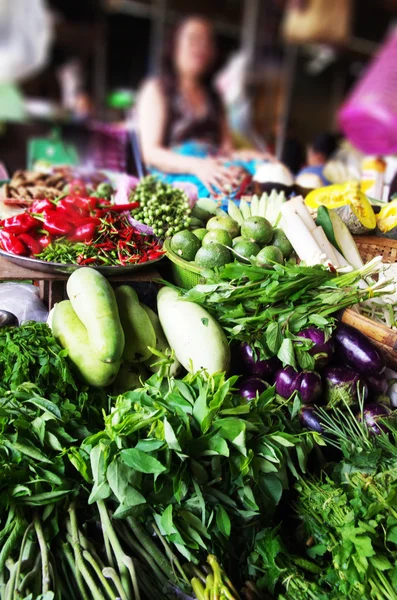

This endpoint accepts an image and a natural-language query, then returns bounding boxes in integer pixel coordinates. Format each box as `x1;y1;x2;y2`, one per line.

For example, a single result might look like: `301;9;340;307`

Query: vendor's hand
193;158;238;195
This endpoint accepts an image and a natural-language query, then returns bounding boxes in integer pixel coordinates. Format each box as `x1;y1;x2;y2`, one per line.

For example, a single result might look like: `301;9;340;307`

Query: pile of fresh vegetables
1;163;397;600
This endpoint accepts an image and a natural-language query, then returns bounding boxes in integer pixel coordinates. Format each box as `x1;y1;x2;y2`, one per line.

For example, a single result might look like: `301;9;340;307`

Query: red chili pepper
1;213;40;234
78;257;97;265
43;214;73;236
70;222;98;243
98;202;139;212
0;231;27;255
37;234;52;249
74;216;101;228
57;198;89;219
30;199;55;214
18;233;42;256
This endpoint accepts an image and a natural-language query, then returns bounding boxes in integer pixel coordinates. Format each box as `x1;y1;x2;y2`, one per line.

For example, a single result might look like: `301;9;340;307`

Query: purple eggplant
235;343;280;380
275;366;299;399
335;323;385;376
275;366;322;404
238;376;267;402
323;366;368;408
300;406;323;433
298;327;335;368
360;402;391;435
366;374;388;397
298;371;323;404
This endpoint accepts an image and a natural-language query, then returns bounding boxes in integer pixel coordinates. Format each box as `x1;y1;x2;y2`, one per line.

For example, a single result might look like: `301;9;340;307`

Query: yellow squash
305;182;376;234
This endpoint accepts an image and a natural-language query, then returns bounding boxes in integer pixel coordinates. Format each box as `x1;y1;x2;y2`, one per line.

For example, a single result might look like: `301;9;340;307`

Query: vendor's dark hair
160;15;223;114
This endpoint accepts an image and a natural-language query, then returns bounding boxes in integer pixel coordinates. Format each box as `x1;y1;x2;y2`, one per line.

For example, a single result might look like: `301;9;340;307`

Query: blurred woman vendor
137;16;269;197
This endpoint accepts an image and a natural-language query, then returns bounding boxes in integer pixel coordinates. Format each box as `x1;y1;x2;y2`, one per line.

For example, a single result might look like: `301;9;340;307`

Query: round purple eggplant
300;406;323;433
275;366;299;399
360;402;391;435
335;323;385;376
275;366;322;404
235;343;280;380
238;376;267;402
366;374;388;397
297;371;322;404
298;326;335;368
323;366;368;408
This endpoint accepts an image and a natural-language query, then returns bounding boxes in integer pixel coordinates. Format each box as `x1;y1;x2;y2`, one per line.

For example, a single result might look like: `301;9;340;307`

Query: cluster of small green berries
132;176;191;237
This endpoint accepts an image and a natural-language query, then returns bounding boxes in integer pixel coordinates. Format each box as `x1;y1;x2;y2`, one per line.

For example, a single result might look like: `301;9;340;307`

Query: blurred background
1;0;396;177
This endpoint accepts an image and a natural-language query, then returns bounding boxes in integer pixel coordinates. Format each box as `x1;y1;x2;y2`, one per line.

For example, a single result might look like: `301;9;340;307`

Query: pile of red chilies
0;194;164;265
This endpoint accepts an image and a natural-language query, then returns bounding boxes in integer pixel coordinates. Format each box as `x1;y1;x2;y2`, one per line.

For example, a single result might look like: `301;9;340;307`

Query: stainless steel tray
0;249;164;275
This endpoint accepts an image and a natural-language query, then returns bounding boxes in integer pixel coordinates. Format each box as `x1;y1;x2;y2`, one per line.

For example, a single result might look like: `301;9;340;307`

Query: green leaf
266;323;282;354
296;347;315;370
164;418;181;452
18;489;71;506
107;459;129;503
192;380;210;432
309;314;329;327
277;338;296;369
10;440;52;464
45;432;63;452
88;481;111;504
262;474;283;504
387;525;397;545
216;505;231;537
113;487;146;518
26;397;61;419
161;505;175;535
205;435;229;457
271;434;295;448
201;318;209;327
370;555;392;571
120;448;167;474
135;439;164;452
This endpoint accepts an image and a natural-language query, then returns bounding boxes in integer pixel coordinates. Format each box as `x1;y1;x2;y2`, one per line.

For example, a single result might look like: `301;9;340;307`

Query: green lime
206;216;240;238
195;243;232;268
170;230;201;261
192;228;208;242
202;229;233;247
192;205;212;222
233;241;260;262
232;235;244;247
256;245;283;267
272;228;294;258
241;216;273;245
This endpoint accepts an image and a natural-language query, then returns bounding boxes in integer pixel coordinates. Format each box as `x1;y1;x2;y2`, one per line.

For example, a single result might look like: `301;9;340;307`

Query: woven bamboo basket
343;235;397;369
354;235;397;263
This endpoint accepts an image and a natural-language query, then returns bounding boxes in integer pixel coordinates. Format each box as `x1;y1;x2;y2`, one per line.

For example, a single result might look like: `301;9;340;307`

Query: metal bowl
0;249;164;275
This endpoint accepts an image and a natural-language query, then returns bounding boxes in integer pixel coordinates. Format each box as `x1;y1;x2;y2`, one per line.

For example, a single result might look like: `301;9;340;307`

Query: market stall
0;164;396;600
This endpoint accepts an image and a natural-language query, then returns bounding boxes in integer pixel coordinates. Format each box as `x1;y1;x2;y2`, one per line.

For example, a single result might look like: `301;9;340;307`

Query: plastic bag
0;0;52;83
0;283;48;323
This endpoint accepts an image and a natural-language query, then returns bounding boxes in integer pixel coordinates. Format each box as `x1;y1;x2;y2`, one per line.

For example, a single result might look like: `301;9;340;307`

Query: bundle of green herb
74;370;318;566
179;257;391;369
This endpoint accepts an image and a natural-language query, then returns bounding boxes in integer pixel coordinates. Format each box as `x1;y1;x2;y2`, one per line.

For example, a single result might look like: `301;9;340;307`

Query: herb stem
97;500;138;600
34;515;51;594
68;503;104;600
151;522;189;584
82;550;117;599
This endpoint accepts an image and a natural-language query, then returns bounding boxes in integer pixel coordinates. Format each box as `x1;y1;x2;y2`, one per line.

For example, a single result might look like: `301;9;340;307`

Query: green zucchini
66;268;124;363
115;286;156;363
51;301;120;387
